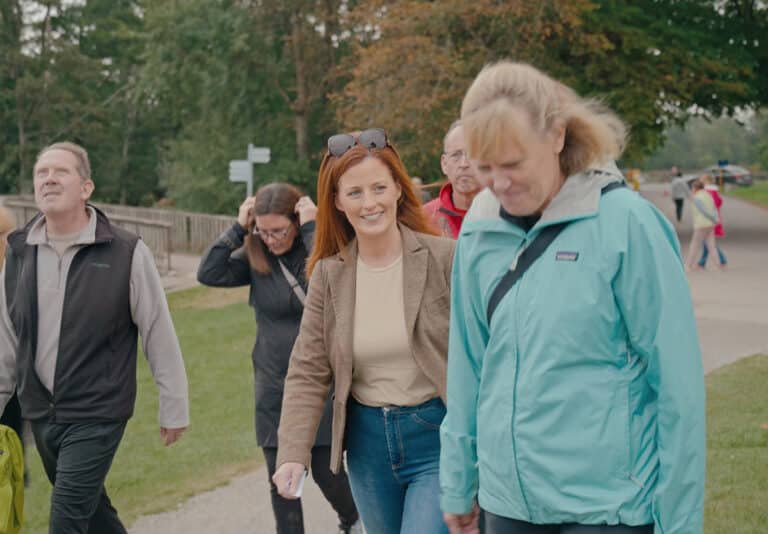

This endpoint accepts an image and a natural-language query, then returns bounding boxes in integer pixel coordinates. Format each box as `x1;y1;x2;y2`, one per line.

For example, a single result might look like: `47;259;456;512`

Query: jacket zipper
510;275;532;519
507;234;533;519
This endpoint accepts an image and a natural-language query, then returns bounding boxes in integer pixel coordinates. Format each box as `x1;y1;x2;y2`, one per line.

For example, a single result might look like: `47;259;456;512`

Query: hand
294;196;317;226
444;503;480;534
237;196;256;228
160;426;187;447
272;462;306;499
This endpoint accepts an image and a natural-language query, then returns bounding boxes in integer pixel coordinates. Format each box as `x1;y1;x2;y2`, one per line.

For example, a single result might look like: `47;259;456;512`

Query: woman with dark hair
272;130;455;534
197;183;360;534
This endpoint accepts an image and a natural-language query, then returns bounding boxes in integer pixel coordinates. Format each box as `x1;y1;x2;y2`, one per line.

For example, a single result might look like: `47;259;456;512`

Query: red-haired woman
272;130;455;534
197;183;360;534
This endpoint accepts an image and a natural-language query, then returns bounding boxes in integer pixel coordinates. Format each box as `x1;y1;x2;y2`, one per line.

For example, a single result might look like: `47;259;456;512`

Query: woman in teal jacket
440;62;705;534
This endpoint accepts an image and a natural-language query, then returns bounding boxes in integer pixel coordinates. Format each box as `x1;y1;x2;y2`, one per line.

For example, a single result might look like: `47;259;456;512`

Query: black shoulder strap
486;181;625;324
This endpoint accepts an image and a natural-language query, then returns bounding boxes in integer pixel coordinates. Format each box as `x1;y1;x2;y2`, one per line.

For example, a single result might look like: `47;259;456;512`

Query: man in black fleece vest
0;142;189;533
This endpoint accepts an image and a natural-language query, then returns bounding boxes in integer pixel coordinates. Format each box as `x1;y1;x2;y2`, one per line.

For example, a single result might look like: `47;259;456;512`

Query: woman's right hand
272;462;306;500
237;196;256;228
444;504;480;534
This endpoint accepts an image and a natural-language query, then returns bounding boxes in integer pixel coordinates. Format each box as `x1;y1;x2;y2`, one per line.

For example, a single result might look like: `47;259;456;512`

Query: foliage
1;0;766;210
23;285;259;532
641;113;768;171
335;0;763;179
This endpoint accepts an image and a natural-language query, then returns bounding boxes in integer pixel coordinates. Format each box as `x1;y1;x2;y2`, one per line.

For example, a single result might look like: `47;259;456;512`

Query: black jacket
197;221;332;447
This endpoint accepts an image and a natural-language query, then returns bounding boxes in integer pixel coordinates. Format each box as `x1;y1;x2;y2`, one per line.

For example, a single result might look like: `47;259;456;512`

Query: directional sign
229;160;253;197
248;144;271;164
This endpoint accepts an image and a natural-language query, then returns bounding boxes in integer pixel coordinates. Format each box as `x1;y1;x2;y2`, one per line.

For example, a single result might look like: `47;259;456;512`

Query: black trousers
674;198;684;222
32;420;128;534
262;446;358;534
482;511;653;534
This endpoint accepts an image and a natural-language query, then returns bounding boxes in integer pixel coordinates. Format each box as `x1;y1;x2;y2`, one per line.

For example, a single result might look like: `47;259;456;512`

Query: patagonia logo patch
90;262;111;269
555;251;579;262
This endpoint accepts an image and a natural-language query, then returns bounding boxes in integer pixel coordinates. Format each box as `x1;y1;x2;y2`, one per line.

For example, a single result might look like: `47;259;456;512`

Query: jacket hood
465;161;624;230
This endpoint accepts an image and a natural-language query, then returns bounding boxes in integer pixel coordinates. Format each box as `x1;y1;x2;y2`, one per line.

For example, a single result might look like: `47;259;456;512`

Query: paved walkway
134;185;768;534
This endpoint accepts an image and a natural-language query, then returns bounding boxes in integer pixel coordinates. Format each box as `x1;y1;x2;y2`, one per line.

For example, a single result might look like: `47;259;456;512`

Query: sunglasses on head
327;128;388;158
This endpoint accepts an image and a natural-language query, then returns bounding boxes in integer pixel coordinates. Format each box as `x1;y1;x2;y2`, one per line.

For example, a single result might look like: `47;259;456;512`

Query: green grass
23;285;260;533
728;180;768;207
704;354;768;533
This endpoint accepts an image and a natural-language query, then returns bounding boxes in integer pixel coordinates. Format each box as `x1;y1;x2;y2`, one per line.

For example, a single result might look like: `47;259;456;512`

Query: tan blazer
276;225;455;473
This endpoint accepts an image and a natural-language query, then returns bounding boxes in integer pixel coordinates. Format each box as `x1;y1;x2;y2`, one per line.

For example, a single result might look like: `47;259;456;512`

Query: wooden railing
2;198;178;274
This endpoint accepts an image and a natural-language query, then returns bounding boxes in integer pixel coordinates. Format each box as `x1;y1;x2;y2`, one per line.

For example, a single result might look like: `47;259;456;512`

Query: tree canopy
0;0;765;213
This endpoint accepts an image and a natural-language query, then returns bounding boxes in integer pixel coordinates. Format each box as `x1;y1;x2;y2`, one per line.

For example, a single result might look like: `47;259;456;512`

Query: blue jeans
345;397;448;534
698;242;727;267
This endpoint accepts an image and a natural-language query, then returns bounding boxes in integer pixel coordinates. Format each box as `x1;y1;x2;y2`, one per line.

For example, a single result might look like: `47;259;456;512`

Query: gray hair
36;141;92;181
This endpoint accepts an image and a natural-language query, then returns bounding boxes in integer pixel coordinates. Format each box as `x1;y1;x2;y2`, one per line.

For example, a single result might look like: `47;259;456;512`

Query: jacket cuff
440;494;476;515
219;223;246;250
276;446;312;471
158;394;190;428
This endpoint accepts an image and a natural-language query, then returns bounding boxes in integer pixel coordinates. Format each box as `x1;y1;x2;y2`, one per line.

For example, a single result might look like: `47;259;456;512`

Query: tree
334;0;761;178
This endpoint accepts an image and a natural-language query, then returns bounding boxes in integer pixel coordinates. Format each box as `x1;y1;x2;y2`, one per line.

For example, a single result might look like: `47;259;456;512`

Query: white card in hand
293;470;307;498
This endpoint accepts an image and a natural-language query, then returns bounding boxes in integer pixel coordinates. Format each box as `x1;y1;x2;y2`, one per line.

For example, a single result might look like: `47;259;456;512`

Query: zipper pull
511;240;528;271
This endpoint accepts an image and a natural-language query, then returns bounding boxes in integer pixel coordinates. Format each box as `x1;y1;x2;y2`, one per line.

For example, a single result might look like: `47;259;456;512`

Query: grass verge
727;180;768;207
23;285;259;533
705;353;768;533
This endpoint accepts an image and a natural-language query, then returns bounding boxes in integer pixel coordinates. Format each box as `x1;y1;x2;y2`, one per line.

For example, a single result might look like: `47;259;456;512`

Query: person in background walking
197;183;360;534
697;174;727;268
423;121;483;238
669;165;688;223
440;61;705;534
685;178;722;271
272;128;455;534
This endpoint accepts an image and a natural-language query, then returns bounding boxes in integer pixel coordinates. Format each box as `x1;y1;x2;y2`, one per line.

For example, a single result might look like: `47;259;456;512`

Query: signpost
228;160;253;197
229;144;271;198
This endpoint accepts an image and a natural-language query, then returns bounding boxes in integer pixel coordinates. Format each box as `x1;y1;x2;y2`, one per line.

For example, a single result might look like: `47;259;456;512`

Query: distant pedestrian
197;183;360;534
272;128;455;534
698;174;727;268
670;165;688;222
685;179;722;271
423;120;483;238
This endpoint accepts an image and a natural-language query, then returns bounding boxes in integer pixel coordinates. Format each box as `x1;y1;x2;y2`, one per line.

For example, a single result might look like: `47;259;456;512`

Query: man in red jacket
423;120;482;238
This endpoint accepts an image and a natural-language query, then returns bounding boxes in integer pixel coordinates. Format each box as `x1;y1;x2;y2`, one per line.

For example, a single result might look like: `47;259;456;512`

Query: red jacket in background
422;183;466;239
705;185;725;237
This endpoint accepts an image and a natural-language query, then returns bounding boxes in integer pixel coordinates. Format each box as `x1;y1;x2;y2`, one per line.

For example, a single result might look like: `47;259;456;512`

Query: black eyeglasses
253;226;293;241
327;128;388;157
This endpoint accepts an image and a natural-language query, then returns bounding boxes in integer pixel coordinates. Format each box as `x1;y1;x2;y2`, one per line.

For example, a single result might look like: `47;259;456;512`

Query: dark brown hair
244;183;303;274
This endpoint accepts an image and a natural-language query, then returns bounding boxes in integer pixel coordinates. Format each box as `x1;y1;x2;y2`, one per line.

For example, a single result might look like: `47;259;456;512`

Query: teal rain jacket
439;164;705;533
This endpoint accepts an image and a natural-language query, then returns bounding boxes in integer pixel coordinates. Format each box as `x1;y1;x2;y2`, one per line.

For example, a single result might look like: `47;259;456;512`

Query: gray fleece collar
465;161;624;227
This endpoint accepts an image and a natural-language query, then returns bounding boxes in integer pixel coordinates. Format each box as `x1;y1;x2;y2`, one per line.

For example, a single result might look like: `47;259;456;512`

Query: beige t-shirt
351;254;437;407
